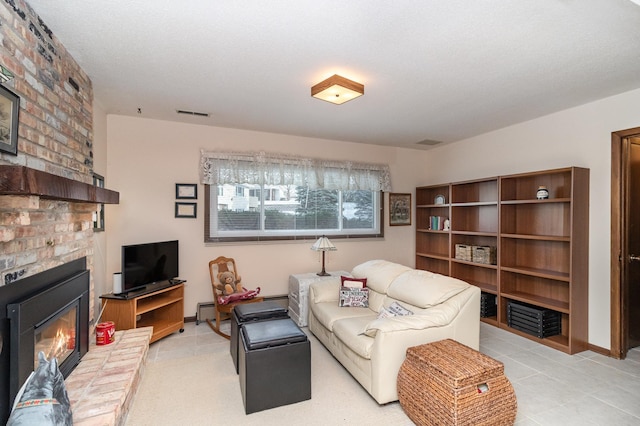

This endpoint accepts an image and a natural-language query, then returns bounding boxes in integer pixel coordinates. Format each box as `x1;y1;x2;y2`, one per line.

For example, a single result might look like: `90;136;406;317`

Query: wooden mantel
0;165;119;204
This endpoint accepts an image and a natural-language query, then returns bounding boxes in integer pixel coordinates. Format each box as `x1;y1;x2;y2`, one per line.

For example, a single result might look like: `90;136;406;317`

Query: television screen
121;240;179;293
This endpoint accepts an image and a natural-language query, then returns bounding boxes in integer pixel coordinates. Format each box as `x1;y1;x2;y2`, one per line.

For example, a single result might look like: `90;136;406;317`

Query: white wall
421;87;640;350
104;87;640;348
105;116;427;318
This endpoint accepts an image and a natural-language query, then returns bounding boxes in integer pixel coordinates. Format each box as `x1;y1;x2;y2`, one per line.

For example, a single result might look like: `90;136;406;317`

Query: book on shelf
429;216;448;231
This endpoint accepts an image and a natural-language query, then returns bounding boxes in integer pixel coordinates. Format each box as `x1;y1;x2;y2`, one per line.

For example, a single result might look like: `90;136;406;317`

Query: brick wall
0;0;97;320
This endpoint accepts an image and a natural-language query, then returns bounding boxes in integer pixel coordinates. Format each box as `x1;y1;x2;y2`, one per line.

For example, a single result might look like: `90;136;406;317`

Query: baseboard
588;343;612;357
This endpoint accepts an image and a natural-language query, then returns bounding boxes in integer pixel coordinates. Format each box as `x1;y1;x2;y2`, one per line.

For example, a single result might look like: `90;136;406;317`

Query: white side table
288;271;350;327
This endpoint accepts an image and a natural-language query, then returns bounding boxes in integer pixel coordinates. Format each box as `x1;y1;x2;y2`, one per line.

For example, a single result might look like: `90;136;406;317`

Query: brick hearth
64;327;152;426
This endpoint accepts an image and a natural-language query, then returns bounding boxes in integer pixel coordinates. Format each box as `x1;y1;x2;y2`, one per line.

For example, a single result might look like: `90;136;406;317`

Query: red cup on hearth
96;321;115;345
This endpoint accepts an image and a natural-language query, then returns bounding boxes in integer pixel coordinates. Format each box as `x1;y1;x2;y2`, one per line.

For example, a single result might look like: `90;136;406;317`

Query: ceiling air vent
176;109;210;117
416;139;443;146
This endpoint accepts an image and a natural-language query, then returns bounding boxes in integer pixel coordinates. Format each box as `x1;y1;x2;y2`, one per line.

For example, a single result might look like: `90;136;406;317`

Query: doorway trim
611;126;640;359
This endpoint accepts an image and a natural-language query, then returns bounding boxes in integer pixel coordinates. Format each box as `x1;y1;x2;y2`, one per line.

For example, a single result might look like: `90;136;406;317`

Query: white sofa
308;260;481;404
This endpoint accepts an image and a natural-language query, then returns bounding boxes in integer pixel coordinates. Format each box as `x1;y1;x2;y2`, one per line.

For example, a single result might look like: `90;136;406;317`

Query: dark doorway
628;138;640;349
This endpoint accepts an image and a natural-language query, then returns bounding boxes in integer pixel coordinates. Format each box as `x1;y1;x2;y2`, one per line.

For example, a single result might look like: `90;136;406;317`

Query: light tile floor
147;321;640;425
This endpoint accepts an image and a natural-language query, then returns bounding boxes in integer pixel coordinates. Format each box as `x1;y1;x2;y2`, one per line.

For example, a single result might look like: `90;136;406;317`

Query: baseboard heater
195;294;289;325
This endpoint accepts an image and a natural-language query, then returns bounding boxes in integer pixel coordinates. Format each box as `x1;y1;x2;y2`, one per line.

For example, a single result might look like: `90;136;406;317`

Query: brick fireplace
0;1;121;422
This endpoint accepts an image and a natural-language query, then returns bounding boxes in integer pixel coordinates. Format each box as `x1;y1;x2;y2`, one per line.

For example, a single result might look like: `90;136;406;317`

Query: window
207;184;381;240
200;151;391;242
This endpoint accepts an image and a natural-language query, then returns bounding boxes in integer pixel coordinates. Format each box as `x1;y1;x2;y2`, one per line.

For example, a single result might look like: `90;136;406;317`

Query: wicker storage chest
397;339;517;425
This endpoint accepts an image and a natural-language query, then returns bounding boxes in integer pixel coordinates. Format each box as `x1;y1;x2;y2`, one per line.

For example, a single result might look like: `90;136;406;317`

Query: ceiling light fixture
311;74;364;105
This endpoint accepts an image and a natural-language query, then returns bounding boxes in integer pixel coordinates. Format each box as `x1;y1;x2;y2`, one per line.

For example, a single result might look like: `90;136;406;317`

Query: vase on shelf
536;186;549;199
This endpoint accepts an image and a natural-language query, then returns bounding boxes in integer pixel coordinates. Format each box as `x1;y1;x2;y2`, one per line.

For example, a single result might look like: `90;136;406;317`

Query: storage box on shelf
481;292;498;318
472;245;497;265
454;244;473;261
416;167;589;354
507;300;561;338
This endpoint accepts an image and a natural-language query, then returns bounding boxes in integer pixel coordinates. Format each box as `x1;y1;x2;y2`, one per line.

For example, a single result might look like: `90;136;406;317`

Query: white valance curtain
200;150;392;192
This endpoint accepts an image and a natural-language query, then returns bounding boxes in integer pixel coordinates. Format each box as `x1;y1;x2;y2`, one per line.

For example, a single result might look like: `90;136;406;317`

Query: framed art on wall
389;193;411;226
175;202;197;218
176;183;197;199
0;84;19;156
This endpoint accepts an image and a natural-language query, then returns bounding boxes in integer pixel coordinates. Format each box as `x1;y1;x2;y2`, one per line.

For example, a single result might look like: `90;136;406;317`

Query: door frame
611;126;640;359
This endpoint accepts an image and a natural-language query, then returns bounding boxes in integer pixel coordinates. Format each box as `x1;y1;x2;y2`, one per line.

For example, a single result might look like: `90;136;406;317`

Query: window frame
204;185;384;243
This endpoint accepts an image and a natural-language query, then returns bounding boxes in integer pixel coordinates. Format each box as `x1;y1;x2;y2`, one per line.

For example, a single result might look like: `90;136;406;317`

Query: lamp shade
311;236;337;252
311;74;364;105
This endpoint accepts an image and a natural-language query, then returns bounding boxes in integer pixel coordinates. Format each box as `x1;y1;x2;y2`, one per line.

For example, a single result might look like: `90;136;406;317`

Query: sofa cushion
310;277;342;303
363;288;474;337
351;260;412;294
387;270;469;308
310;301;374;332
332;316;375;359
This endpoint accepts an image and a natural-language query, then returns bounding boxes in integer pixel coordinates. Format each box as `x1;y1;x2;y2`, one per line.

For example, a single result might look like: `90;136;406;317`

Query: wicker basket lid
405;339;505;389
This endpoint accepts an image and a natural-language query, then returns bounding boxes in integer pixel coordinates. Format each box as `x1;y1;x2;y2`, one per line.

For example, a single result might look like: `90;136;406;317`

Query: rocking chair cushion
217;287;261;305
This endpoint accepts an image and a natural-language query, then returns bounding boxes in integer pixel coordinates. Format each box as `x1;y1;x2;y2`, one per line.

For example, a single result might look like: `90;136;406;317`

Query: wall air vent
176;109;210;117
416;139;443;146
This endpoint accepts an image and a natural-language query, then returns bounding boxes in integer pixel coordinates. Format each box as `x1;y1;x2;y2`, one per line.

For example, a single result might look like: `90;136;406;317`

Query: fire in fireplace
0;258;89;424
33;304;78;373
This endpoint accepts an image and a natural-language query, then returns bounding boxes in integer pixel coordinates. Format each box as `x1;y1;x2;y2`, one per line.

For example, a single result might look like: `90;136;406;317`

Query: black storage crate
480;292;497;318
507;300;561;338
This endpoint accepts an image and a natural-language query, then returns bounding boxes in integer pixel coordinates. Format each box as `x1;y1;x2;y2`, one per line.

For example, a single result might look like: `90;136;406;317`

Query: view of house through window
207;184;381;241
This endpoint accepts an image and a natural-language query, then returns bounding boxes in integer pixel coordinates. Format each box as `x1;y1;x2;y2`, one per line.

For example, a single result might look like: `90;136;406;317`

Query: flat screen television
121;240;179;294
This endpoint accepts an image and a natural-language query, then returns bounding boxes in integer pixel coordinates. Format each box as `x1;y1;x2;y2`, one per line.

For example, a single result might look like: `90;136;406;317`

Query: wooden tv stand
100;282;185;343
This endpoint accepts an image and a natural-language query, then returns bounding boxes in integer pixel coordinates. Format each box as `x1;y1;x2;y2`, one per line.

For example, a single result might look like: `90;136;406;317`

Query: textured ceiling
26;0;640;150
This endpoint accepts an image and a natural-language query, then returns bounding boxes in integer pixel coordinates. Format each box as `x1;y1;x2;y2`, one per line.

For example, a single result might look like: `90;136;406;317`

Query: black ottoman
231;301;289;373
239;317;311;414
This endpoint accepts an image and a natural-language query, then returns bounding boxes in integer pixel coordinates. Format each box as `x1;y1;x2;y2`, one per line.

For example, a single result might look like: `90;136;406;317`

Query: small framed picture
389;193;411;226
175;202;197;218
0;84;20;156
175;183;197;199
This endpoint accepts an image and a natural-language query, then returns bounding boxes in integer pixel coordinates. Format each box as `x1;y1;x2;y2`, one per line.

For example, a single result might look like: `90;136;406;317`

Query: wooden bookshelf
416;167;589;354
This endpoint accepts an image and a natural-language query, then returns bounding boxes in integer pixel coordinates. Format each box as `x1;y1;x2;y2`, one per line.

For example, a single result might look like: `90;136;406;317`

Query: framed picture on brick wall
0;85;19;156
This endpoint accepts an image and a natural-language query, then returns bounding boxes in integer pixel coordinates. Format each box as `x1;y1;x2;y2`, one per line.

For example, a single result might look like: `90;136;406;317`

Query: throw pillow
387;301;413;316
341;276;367;289
377;306;395;319
339;287;369;308
7;351;72;426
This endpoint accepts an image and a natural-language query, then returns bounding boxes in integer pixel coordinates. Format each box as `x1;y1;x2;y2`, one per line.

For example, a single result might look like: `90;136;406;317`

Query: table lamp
311;236;337;276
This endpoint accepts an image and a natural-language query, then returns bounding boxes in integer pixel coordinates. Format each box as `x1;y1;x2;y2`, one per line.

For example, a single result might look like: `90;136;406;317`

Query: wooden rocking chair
207;256;264;339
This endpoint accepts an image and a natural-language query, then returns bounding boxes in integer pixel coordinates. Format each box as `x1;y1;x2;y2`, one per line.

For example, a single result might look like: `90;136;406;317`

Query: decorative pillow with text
339;287;369;308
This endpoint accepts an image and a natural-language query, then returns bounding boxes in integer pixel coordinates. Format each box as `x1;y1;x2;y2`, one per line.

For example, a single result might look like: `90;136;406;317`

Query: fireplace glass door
34;303;77;370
